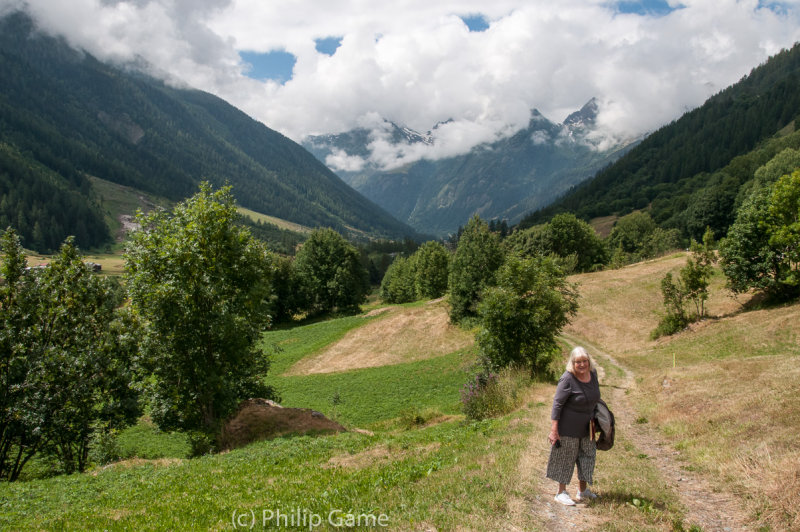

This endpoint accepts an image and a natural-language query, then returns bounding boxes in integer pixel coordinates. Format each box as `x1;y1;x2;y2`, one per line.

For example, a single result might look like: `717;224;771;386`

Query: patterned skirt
546;435;596;485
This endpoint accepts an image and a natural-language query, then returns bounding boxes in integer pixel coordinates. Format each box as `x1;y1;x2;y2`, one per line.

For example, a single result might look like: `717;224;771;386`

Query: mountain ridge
0;11;421;252
303;100;637;235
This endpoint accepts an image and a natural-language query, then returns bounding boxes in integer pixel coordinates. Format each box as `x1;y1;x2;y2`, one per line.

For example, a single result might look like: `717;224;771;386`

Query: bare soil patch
218;398;346;451
285;300;473;375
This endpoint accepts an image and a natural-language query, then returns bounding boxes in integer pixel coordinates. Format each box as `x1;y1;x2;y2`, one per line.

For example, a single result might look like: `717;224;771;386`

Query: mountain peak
563;97;599;128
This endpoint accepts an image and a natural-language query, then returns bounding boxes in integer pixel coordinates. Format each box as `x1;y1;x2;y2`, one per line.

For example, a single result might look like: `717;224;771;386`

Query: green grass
0;403;533;530
271;348;475;428
261;307;476;428
262;315;379;375
116;421;191;460
0;309;512;530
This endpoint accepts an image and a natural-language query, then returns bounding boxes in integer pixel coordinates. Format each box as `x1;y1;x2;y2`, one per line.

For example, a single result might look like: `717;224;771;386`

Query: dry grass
589;215;618;238
566;252;741;356
568;252;800;530
284;300;474;375
634;352;800;530
237;206;313;234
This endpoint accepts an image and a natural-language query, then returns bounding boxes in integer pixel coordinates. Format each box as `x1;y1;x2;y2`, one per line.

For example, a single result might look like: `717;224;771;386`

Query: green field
1;311;529;530
3;257;798;530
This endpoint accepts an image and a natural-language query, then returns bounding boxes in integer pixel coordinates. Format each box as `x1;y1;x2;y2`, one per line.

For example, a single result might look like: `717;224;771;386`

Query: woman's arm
549;374;570;444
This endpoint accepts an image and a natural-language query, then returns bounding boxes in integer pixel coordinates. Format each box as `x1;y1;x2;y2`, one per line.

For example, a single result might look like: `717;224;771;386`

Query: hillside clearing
284;299;474;375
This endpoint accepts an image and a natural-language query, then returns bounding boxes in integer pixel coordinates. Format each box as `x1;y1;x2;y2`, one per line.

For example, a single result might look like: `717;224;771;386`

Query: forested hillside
0;12;418;252
521;42;800;240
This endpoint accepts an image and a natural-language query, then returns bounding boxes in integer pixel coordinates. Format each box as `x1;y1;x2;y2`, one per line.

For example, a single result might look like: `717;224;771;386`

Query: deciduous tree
448;216;504;323
476;254;579;378
1;230;138;478
124;184;276;454
293;228;369;314
411;241;450;300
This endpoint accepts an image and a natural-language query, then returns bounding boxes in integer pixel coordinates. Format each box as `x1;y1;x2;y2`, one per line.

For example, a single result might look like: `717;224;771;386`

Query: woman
547;346;601;506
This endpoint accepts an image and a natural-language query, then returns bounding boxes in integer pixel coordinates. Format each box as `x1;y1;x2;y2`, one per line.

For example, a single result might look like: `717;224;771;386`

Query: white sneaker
576;488;598;501
554;491;576;506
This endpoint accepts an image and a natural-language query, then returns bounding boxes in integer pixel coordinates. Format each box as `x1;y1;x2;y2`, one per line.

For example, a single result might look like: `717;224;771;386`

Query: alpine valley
303;99;639;236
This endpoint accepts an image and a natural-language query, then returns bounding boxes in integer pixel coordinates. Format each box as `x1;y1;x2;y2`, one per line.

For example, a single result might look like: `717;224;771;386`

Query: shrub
461;366;529;421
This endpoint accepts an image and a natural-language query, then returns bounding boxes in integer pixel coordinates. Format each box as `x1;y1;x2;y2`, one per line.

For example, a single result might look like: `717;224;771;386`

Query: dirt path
559;333;750;531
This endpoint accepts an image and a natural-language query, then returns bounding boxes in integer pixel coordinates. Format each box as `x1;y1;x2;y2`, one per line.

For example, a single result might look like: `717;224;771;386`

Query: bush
398;407;441;429
460;366;530;421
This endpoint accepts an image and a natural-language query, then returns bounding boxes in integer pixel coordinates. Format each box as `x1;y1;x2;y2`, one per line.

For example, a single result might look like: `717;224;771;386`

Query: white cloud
6;0;800;167
325;149;366;172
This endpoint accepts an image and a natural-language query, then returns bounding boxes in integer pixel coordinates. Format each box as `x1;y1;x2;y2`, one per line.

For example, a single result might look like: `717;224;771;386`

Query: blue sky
616;0;678;16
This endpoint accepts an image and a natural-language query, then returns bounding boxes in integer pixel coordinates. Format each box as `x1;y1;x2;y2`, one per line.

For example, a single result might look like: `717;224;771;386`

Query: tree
448;216;504;323
293;228;370;314
379;255;416;303
477;254;579;378
607;211;657;255
124;184;277;454
1;230;138;478
506;213;607;273
268;254;304;324
766;169;800;290
412;241;450;299
682;229;716;318
652;229;716;338
753;147;800;185
720;170;800;299
0;227;40;481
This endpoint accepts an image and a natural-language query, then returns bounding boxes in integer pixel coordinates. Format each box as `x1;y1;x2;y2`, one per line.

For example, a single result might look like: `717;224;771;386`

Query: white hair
566;346;596;374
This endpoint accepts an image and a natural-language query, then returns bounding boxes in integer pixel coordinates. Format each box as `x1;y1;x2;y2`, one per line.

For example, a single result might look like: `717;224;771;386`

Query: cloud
325;149;366;172
5;0;800;168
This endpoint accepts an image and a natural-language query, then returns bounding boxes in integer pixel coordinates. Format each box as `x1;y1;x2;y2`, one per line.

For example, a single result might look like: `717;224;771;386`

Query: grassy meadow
1;253;798;530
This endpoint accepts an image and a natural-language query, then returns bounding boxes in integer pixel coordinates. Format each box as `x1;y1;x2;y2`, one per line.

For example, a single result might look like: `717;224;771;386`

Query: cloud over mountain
5;0;800;166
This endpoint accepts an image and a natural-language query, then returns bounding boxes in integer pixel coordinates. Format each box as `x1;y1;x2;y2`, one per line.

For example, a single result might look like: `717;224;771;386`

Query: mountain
0;12;420;253
303;99;636;236
521;42;800;240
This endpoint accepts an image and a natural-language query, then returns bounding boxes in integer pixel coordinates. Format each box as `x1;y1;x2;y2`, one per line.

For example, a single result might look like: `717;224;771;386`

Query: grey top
551;370;601;438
